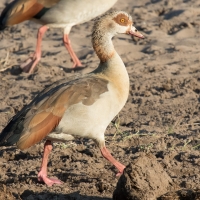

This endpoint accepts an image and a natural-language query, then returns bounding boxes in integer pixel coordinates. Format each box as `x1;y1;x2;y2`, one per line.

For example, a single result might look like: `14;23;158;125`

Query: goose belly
53;89;125;141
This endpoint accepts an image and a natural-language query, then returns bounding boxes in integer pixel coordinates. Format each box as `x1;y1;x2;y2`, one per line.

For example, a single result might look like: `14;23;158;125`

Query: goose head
94;11;144;39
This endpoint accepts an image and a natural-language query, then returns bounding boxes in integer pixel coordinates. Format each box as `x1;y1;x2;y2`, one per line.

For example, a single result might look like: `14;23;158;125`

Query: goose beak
127;26;145;39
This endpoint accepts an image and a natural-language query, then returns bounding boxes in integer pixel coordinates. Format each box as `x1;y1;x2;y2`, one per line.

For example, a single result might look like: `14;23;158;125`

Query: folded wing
0;76;109;150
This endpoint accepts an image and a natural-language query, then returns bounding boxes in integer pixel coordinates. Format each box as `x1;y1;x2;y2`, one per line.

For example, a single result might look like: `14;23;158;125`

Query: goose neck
92;29;115;63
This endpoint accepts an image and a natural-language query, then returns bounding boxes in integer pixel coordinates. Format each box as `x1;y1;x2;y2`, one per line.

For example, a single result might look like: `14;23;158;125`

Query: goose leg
63;34;83;68
37;140;62;186
20;26;48;73
100;146;125;176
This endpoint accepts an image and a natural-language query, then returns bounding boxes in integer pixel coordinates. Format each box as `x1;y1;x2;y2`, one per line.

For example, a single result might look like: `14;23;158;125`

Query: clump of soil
113;153;174;200
159;189;200;200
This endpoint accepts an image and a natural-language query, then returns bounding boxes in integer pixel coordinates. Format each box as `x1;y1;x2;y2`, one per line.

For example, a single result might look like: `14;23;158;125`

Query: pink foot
38;173;63;186
20;26;48;73
116;166;125;176
20;53;38;73
100;146;126;177
63;34;84;68
37;141;63;186
71;61;83;68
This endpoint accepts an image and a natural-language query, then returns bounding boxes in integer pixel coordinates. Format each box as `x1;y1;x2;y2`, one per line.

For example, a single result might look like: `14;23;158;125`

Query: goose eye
120;18;125;23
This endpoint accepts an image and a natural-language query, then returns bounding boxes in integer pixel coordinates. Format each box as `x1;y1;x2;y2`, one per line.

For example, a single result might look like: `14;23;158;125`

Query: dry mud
0;0;200;199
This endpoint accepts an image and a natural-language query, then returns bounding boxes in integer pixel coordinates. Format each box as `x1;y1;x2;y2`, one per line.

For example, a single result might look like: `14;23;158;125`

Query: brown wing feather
10;76;108;150
1;0;60;26
17;112;61;150
1;0;42;25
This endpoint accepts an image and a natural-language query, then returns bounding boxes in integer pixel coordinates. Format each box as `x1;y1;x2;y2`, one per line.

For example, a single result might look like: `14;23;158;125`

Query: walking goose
0;10;144;186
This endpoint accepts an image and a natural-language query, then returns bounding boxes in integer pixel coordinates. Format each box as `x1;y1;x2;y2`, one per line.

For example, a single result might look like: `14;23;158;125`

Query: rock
113;153;174;200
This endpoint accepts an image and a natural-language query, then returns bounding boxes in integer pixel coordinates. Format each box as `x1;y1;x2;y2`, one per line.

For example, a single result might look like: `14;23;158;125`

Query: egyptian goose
0;0;117;73
0;11;144;186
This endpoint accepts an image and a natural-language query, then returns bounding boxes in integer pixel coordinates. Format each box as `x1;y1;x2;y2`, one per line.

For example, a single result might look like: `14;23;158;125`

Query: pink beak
127;27;145;39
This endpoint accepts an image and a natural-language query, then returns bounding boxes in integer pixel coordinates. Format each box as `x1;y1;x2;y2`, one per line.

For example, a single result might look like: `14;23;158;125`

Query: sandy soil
0;0;200;199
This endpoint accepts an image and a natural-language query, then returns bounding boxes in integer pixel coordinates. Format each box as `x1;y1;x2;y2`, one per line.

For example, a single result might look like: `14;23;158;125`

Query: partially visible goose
0;0;117;73
0;11;144;186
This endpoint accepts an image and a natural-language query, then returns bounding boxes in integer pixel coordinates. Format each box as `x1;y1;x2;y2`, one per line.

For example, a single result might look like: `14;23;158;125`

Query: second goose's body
0;0;117;72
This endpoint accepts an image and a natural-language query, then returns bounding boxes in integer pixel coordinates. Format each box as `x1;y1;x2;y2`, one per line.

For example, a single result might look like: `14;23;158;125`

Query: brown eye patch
113;14;131;26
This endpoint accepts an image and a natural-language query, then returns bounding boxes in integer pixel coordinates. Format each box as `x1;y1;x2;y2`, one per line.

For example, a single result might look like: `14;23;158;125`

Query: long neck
92;28;130;100
92;29;127;75
92;30;114;63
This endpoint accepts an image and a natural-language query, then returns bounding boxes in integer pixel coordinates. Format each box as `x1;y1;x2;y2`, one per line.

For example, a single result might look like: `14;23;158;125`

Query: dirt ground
0;0;200;199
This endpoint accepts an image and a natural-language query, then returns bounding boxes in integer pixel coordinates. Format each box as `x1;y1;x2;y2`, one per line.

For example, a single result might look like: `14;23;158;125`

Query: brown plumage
0;0;60;27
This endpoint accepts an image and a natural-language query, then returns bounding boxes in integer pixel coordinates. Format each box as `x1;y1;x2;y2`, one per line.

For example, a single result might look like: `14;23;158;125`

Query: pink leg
63;34;83;68
20;26;48;73
37;140;62;186
100;146;126;176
